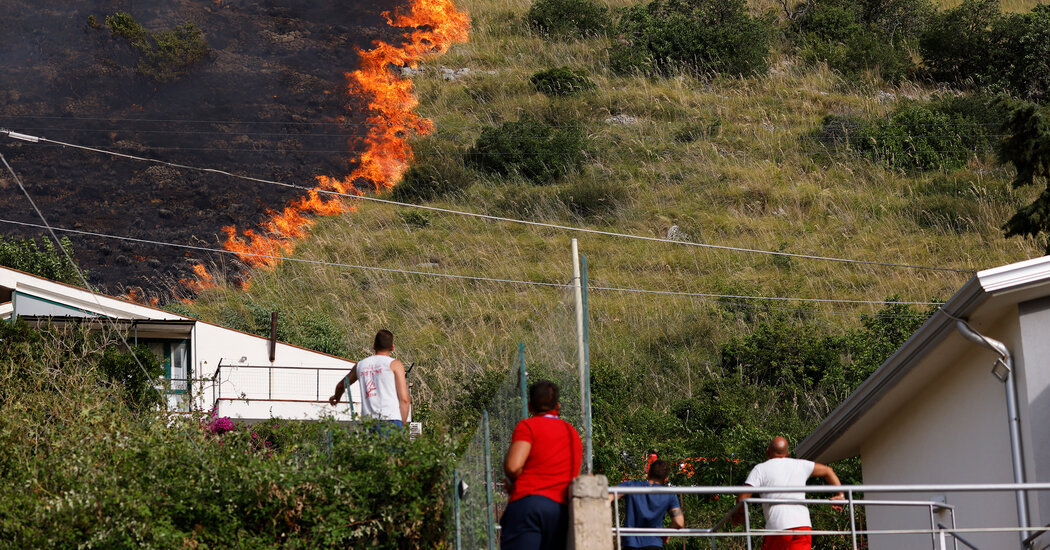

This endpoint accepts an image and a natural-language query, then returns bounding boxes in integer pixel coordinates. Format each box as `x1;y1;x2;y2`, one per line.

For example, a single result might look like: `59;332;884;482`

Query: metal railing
162;364;355;414
608;482;1050;550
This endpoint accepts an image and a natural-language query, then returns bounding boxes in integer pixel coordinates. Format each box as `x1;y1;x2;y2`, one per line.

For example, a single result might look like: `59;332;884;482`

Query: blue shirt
618;480;681;548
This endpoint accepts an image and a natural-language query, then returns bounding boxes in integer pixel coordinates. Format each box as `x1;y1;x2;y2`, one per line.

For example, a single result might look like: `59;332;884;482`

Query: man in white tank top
327;329;411;427
732;437;844;550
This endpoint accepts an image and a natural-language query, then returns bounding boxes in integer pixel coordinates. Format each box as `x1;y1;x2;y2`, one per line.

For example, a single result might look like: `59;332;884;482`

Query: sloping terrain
0;0;402;294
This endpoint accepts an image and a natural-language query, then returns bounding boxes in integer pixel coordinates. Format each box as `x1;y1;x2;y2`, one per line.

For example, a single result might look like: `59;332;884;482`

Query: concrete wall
860;310;1021;550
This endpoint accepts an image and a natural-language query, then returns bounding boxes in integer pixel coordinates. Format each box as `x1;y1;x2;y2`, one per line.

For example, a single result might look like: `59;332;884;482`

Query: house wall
191;322;361;422
1017;296;1050;548
860;310;1022;550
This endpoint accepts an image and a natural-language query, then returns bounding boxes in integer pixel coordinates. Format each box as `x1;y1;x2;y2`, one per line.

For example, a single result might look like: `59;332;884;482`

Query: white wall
1017;296;1050;548
860;311;1022;550
189;322;360;422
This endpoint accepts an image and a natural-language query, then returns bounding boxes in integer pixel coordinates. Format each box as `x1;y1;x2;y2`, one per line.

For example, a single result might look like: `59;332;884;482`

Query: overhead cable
0;129;974;274
0;218;941;306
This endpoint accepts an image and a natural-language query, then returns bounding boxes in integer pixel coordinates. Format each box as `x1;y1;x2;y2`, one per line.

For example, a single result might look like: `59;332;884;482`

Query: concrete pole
571;239;586;438
568;475;612;550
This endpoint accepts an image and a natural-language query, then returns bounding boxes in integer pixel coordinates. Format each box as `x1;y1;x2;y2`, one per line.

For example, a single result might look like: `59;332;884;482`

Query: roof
0;265;353;363
796;255;1050;463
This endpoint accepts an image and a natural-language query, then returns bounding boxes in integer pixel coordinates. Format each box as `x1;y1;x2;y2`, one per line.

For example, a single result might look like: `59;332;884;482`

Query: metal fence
609;482;1050;550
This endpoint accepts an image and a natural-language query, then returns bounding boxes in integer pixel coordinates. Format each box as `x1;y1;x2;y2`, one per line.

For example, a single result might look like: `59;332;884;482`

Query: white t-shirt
355;354;401;421
743;457;816;530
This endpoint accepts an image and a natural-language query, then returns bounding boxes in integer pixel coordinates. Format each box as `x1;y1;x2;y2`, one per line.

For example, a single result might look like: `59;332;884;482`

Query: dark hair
648;459;671;481
374;329;394;351
528;380;559;414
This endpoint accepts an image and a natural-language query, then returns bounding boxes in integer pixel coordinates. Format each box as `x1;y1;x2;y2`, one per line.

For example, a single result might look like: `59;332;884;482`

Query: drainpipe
954;320;1030;546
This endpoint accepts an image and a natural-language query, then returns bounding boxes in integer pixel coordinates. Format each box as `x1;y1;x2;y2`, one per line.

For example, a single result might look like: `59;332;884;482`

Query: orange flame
219;0;470;270
181;263;218;294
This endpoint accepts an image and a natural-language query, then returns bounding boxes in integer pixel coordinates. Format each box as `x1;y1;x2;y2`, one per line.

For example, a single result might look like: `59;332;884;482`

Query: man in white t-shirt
732;437;844;550
328;329;410;427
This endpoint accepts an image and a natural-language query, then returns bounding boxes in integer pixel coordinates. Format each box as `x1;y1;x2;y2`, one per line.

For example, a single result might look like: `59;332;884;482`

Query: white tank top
355;354;401;421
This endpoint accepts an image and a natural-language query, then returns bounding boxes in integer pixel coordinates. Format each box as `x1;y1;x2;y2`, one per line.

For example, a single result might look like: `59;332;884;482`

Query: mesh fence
450;284;582;550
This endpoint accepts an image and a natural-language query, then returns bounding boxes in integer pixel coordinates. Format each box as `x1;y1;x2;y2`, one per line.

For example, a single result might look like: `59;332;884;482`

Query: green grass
183;0;1043;430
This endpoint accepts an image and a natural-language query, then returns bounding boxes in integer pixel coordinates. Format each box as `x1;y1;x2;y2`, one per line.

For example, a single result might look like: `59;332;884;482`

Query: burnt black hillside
0;0;403;297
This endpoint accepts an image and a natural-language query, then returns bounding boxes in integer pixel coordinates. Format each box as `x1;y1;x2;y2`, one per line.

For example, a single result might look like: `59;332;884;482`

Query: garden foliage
465;115;588;184
0;321;454;548
609;0;773;77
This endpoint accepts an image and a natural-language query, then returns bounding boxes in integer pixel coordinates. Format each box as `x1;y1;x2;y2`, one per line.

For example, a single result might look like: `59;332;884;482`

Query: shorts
762;526;812;550
499;494;568;550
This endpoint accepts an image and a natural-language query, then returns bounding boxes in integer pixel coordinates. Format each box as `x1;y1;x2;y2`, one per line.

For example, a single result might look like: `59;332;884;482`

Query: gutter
953;320;1030;546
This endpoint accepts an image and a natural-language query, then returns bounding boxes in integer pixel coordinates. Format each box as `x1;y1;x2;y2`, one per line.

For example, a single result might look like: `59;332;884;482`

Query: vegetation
0;235;83;285
999;100;1050;250
813;94;1008;171
921;0;1050;101
610;0;773;76
531;67;596;96
0;320;453;548
526;0;612;36
464;115;589;184
104;11;209;82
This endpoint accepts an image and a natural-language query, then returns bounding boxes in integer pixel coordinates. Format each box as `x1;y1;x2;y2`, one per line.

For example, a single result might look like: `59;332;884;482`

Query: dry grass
185;0;1044;421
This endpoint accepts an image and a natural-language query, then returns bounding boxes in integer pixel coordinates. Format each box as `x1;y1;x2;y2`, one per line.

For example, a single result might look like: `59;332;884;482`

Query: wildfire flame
211;0;470;277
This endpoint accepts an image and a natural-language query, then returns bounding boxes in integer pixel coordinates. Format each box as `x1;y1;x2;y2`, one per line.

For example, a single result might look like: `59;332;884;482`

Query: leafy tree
0;235;82;284
999;100;1050;249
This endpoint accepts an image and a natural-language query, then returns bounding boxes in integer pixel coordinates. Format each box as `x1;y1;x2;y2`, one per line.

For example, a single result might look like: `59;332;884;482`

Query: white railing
609;482;1050;550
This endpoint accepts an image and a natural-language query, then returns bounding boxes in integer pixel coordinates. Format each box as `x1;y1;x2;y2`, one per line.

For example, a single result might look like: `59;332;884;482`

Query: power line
0;218;941;307
0;129;975;274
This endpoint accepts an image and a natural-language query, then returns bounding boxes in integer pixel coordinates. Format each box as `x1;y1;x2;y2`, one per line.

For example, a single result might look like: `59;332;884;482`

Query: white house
797;256;1050;549
0;266;361;422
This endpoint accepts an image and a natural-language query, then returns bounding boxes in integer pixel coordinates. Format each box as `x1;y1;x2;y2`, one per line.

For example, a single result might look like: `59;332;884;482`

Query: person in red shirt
501;380;583;550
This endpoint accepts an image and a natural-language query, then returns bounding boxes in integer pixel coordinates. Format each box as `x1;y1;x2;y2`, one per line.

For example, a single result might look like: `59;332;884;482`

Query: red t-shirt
508;415;583;505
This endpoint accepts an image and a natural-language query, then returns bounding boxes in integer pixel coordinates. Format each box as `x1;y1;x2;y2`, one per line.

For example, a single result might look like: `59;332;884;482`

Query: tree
999;101;1050;249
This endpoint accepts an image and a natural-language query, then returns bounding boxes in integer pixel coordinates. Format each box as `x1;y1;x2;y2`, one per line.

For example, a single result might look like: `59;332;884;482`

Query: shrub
0;235;83;284
531;67;596;96
793;0;930;81
527;0;612;36
921;1;1050;102
399;210;432;228
393;155;472;203
609;0;773;77
919;0;1002;88
465;115;588;184
105;11;208;82
814;96;1007;171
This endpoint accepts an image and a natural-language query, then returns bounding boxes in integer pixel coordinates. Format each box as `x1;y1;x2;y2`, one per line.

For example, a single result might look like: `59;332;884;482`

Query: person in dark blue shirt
612;459;685;550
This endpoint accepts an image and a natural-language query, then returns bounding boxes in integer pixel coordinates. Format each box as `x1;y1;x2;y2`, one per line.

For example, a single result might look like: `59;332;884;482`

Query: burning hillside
0;0;467;299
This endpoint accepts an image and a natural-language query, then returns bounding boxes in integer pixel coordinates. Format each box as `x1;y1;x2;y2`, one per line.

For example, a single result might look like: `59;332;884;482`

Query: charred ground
0;0;405;298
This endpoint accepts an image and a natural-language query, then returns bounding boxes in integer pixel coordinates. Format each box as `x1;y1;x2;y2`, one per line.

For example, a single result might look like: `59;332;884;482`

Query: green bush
530;67;596;96
465;115;588;184
609;0;773;77
527;0;612;36
814;96;1007;171
0;235;83;284
105;11;208;82
792;0;930;81
921;1;1050;102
